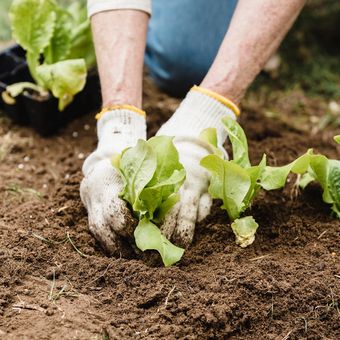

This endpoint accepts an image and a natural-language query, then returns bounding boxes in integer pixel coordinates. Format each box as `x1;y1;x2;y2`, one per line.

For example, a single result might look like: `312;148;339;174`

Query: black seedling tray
0;45;101;136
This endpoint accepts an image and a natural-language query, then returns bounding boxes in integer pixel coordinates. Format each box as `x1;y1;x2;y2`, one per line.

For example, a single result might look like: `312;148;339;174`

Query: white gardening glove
80;106;146;255
157;86;239;248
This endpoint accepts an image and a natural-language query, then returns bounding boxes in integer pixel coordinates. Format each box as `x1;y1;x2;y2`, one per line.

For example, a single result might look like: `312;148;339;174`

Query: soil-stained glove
80;106;146;255
157;86;240;247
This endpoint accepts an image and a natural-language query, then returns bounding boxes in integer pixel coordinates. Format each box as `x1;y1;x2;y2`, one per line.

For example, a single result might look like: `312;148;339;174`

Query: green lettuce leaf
334;135;340;144
119;137;185;218
44;8;72;64
36;59;87;111
199;128;225;158
134;219;184;267
200;154;251;220
65;1;96;68
133;136;185;219
147;136;184;187
299;155;340;219
299;172;315;189
119;139;157;211
26;51;42;86
221;117;251;168
136;169;185;219
10;0;57;54
328;162;340;217
117;136;186;266
243;155;267;209
260;150;312;190
309;155;332;203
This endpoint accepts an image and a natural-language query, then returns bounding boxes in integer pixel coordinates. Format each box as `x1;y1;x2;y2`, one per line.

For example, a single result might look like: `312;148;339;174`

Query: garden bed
0;79;339;339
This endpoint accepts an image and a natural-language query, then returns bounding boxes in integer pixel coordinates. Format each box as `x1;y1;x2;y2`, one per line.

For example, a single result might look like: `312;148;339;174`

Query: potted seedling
0;0;99;135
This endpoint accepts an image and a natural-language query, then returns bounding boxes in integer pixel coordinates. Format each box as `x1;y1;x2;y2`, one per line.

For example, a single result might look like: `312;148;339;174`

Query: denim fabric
145;0;238;96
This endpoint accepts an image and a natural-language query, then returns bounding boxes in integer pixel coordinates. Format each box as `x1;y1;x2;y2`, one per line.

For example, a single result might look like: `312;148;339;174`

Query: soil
0;78;339;340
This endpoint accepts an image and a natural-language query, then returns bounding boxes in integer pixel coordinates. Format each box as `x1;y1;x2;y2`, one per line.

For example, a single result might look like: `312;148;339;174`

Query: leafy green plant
113;136;186;267
200;117;312;247
299;136;340;218
7;0;95;110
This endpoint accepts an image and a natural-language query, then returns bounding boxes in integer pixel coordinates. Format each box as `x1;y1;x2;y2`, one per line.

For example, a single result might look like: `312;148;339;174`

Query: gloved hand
157;86;239;248
80;106;146;255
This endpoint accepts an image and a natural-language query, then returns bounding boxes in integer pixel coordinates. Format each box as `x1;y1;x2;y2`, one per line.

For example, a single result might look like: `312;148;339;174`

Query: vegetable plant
200;117;312;247
299;136;340;218
7;0;95;110
113;136;186;267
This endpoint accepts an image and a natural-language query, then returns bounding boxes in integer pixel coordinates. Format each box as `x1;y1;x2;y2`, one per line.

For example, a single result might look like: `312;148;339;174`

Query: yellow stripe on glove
95;104;146;120
191;85;240;117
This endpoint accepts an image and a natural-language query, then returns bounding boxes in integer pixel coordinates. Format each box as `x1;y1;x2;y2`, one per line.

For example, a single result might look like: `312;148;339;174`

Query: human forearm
91;10;149;108
201;0;306;104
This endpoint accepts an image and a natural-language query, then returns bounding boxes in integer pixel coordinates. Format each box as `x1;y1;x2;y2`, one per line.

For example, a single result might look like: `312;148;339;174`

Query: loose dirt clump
0;79;339;339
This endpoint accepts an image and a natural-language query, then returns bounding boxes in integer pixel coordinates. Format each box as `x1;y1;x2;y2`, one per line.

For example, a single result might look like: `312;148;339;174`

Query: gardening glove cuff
82;106;146;176
157;85;239;145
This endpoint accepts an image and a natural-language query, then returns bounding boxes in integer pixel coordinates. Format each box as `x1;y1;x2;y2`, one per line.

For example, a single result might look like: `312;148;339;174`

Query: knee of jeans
145;50;210;97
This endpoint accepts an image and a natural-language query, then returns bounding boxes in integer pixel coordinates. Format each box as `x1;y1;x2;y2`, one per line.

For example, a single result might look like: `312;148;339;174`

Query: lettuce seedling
200;117;312;247
113;136;186;266
7;0;95;110
299;136;340;218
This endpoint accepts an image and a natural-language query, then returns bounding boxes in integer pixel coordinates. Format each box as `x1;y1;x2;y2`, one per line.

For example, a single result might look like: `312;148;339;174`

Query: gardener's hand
80;107;146;255
157;86;239;247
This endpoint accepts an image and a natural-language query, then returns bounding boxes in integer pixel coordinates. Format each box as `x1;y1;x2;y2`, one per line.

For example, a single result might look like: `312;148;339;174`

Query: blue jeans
145;0;238;97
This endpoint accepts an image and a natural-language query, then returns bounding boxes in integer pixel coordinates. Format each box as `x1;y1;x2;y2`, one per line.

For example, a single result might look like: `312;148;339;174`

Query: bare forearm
91;10;149;108
201;0;306;104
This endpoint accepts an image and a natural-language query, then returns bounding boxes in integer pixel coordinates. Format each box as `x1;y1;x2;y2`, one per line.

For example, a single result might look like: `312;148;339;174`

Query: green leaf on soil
134;218;184;267
260;150;313;190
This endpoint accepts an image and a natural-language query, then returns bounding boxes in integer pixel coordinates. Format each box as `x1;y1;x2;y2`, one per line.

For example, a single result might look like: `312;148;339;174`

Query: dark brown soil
0;79;339;340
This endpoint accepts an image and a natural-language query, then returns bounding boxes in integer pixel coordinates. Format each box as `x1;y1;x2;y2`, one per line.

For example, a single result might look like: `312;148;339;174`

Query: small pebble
72;131;79;138
45;309;54;316
84;124;90;131
310;116;319;123
78;153;85;160
24;156;30;162
329;101;340;114
43;184;48;189
18;163;24;170
29;215;33;219
65;174;70;180
316;262;325;271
